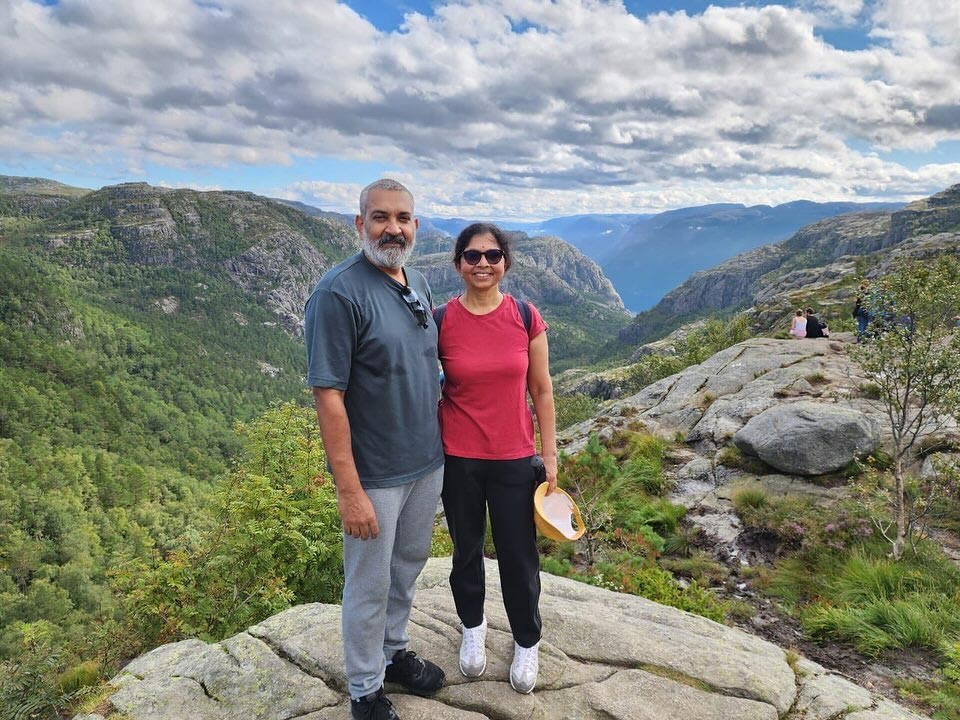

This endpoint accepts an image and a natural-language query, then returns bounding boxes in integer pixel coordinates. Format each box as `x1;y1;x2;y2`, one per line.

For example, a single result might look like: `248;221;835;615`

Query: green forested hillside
0;180;354;695
0;175;635;716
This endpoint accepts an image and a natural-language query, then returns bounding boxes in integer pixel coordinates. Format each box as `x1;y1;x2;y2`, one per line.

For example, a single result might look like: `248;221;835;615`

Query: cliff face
411;232;626;311
20;181;359;336
623;184;960;344
410;231;630;363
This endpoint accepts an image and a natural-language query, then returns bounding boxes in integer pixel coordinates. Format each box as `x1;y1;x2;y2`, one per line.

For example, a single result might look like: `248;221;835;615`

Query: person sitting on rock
789;309;807;338
804;308;823;339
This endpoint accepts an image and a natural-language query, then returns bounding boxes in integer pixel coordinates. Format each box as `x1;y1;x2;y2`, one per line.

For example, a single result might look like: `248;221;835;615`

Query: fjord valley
2;174;960;720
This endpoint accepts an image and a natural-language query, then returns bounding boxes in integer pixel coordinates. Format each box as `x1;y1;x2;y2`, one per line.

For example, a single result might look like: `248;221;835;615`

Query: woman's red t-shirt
438;295;548;460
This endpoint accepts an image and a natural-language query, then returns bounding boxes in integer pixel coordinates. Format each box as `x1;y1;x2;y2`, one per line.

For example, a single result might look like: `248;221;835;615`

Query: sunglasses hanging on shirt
399;286;430;329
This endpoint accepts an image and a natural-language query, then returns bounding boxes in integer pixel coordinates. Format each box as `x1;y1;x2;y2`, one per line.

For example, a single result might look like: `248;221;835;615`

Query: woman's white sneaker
509;640;539;694
459;617;487;677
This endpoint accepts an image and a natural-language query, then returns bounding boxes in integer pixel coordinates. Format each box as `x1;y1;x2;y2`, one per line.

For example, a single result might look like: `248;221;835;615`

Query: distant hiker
435;223;557;695
789;309;807;338
853;283;870;341
305;179;445;720
804;308;824;338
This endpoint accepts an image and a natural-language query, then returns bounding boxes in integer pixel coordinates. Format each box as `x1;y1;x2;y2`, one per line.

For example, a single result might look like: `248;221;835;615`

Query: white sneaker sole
509;674;535;694
459;658;486;678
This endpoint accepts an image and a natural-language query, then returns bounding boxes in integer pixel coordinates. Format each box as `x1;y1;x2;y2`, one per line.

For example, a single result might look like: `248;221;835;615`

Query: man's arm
312;387;379;540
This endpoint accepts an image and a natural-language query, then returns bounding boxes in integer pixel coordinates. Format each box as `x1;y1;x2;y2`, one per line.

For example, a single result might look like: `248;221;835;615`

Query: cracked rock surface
78;558;927;720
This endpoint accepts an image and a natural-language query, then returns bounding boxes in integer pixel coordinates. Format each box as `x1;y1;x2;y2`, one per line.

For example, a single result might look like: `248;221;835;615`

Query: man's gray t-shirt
304;252;443;489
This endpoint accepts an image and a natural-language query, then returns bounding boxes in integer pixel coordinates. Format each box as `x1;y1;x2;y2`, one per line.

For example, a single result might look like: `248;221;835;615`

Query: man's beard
362;229;415;269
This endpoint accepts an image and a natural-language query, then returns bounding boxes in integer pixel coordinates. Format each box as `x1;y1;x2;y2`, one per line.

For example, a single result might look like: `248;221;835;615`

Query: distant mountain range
278;198;904;313
620;184;960;346
596;201;904;311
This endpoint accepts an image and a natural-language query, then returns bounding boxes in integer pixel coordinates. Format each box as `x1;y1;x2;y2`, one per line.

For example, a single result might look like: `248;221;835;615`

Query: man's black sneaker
351;687;399;720
383;649;445;696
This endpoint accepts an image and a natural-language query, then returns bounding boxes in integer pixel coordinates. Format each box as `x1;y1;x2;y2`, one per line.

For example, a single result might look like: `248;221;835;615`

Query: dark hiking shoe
351;687;399;720
383;649;445;696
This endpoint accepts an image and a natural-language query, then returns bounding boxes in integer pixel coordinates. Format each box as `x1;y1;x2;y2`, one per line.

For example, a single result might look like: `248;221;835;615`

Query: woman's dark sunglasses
461;248;504;265
400;286;429;329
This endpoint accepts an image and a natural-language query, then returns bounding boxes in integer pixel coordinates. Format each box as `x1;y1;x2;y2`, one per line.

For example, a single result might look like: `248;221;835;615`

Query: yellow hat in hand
533;482;585;542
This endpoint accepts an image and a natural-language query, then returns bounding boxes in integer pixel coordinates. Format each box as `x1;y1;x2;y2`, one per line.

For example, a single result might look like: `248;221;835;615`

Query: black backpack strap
432;303;447;334
513;297;532;334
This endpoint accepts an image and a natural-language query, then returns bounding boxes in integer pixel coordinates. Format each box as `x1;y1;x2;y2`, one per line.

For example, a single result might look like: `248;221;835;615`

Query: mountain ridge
620;184;960;346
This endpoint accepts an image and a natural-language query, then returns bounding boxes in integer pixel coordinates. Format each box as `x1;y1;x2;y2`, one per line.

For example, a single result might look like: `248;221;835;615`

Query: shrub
660;553;728;585
661;526;701;557
732;487;769;513
555;394;601;431
858;381;883;399
430;526;453;557
592;554;728;623
112;403;342;649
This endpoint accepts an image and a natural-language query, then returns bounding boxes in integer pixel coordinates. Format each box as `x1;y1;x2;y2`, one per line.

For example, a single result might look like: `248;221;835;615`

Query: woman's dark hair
453;222;512;271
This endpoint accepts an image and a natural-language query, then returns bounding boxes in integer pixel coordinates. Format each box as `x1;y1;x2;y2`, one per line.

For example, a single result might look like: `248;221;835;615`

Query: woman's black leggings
441;454;542;648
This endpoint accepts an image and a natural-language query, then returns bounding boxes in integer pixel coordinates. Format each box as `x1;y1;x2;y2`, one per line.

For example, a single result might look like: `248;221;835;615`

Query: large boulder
733;401;880;475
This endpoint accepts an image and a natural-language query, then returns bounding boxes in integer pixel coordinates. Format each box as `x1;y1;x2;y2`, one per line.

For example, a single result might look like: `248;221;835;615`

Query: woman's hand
544;454;558;494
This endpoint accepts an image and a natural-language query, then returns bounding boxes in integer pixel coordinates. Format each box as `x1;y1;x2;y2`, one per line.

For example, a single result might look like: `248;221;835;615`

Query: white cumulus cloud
0;0;958;216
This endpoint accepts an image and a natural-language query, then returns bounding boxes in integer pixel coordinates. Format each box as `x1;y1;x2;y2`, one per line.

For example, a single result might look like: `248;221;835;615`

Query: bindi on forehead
467;233;499;250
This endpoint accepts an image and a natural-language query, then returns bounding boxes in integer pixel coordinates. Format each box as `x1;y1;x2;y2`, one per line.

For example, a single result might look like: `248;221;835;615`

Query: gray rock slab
734;401;880;475
442;667;778;720
716;475;848;505
83;557;930;720
847;698;932;720
109;632;338;720
795;671;873;720
536;569;796;716
689;510;743;543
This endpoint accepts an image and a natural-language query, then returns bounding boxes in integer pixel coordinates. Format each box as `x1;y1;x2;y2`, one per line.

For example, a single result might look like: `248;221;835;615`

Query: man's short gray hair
359;179;414;217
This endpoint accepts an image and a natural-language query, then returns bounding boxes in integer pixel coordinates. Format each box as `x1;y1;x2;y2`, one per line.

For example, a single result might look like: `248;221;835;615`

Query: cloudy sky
1;0;959;219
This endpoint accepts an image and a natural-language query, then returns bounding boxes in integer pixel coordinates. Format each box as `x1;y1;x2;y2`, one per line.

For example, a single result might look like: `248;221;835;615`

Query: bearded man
305;179;445;720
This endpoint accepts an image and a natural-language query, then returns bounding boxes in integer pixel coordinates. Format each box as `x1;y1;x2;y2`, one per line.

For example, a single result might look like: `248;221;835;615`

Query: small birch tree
849;256;960;560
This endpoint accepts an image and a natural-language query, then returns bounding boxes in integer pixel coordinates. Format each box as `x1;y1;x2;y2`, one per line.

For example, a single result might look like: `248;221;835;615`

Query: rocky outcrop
733;402;881;475
75;557;927;720
0;175;90;217
29;181;359;336
889;185;960;244
559;336;866;454
559;332;960;578
226;228;340;336
411;233;627;312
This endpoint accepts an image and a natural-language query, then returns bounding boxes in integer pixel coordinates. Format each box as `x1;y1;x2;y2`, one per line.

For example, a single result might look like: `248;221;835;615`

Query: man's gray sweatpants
342;464;443;699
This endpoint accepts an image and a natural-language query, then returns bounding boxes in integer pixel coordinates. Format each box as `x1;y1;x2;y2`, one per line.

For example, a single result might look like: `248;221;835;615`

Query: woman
789;309;807;338
436;222;558;695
